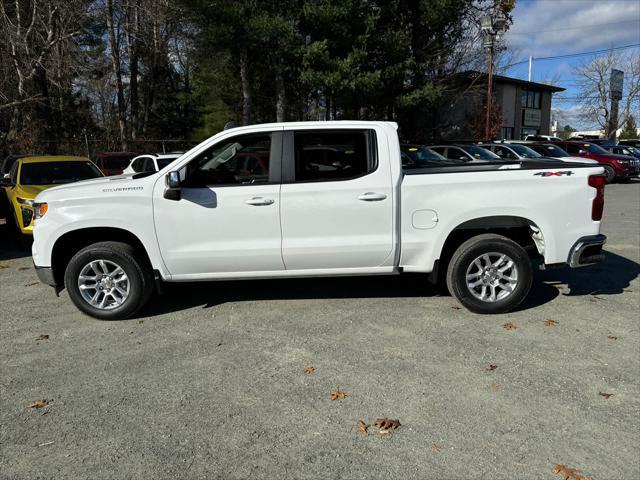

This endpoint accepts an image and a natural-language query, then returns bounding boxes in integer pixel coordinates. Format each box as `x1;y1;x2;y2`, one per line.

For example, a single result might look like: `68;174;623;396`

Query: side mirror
164;171;181;201
0;176;13;187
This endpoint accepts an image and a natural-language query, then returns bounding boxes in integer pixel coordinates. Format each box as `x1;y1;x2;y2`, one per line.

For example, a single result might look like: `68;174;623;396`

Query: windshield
508;144;542;158
19;161;103;185
534;144;569;157
402;146;446;162
157;157;180;169
461;145;501;160
583;143;608;154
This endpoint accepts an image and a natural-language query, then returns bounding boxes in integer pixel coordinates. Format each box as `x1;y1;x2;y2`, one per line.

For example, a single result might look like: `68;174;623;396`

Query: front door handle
357;192;387;201
245;197;274;206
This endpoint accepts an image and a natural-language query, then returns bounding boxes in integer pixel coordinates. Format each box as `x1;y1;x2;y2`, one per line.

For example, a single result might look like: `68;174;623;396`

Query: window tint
157;157;178;170
184;133;271;186
142;157;156;172
294;130;375;182
131;157;147;172
10;162;19;184
460;146;501;160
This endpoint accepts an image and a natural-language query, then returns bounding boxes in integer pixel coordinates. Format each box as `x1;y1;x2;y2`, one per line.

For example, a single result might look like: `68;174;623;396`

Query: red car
549;141;639;183
94;152;137;176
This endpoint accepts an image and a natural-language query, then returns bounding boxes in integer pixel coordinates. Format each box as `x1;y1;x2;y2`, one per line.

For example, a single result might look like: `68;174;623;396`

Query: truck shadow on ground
0;221;32;261
140;250;639;318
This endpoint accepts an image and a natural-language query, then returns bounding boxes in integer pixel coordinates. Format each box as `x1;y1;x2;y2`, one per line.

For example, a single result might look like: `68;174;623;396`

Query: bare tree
574;50;640;133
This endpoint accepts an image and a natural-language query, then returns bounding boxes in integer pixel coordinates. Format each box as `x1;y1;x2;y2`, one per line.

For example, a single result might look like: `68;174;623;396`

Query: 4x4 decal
534;171;574;177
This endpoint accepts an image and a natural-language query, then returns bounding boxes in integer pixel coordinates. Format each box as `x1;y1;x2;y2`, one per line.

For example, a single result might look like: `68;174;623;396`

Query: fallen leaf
451;305;461;310
375;418;401;434
24;282;38;287
431;443;441;453
35;334;49;341
18;267;30;271
490;383;500;390
137;320;144;324
28;400;49;409
552;464;592;480
330;390;345;401
357;420;369;435
543;319;557;326
501;322;517;330
303;366;316;374
598;392;613;399
0;263;9;269
588;298;597;303
623;289;632;293
592;295;604;300
607;335;618;340
486;364;497;371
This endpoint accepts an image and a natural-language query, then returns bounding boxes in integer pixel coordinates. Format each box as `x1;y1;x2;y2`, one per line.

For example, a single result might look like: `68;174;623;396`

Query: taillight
588;174;605;221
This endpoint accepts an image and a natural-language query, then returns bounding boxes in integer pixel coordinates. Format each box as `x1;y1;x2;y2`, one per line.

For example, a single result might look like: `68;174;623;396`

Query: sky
501;0;640;130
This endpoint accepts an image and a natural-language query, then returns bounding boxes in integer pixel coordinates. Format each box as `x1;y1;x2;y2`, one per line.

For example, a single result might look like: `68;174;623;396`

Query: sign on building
610;69;624;100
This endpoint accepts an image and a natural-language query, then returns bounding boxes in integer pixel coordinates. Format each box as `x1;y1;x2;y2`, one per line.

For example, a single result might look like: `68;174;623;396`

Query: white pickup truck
31;121;607;320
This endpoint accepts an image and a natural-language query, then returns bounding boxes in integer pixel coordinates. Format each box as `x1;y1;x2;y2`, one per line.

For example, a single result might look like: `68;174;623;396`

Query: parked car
549;141;639;183
94;152;137;176
601;144;640;160
400;144;455;168
0;156;103;236
123;152;184;174
524;134;561;142
525;143;599;165
31;121;606;319
429;145;504;163
618;139;640;148
480;143;545;161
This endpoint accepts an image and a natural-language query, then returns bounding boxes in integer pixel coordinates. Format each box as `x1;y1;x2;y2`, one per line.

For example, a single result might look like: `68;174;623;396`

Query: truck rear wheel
64;241;153;320
446;234;532;314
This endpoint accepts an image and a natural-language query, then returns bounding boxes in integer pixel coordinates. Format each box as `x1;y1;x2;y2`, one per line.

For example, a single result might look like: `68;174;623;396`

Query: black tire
603;165;616;184
64;241;153;320
446;234;532;314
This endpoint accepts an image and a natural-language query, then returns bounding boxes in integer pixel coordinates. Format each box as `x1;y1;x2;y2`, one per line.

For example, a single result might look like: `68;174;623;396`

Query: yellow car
1;156;103;235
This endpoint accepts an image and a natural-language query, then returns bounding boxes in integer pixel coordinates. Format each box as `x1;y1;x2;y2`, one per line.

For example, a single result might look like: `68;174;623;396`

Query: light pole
480;12;508;139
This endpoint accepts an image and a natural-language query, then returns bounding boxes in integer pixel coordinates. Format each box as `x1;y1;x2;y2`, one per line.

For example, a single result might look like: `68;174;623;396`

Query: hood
17;184;53;199
34;172;152;203
562;156;599;164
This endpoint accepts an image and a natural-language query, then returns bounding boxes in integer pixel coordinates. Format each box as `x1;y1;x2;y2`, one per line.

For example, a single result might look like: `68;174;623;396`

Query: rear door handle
245;197;274;206
357;192;387;201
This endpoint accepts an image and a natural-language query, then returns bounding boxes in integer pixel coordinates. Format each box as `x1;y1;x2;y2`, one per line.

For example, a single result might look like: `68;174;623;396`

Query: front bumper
567;234;606;268
34;264;57;287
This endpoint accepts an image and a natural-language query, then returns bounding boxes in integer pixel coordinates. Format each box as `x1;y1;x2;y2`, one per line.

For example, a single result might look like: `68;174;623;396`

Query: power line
505;43;640;69
508;19;639;35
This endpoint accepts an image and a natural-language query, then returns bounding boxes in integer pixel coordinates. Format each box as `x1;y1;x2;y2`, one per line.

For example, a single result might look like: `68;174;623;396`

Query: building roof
460;71;565;93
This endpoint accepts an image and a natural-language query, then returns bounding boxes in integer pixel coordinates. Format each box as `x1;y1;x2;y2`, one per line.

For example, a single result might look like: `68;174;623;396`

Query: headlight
34;202;48;220
17;197;34;206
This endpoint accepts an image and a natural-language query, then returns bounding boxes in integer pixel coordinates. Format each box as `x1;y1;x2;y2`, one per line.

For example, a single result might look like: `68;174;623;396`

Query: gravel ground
1;181;638;480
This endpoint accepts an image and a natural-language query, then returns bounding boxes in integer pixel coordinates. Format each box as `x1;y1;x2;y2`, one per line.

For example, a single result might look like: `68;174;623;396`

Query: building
440;71;565;141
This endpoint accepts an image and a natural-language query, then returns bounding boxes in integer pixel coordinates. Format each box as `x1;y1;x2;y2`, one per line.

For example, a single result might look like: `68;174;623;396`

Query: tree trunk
127;3;140;140
240;48;252;125
106;0;127;149
275;69;285;122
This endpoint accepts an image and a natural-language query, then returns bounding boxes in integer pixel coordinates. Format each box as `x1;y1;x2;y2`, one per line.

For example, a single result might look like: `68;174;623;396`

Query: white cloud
505;0;640;57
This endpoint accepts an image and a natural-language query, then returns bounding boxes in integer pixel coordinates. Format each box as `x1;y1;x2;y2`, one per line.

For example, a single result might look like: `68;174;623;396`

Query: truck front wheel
446;234;532;314
64;241;154;320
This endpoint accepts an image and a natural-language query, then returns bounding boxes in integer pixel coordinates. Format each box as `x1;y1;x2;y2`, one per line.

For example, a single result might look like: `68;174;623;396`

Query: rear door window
293;130;376;182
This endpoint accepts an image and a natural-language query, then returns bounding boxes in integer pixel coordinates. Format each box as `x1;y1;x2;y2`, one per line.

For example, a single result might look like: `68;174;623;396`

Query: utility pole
480;12;508;140
608;69;624;143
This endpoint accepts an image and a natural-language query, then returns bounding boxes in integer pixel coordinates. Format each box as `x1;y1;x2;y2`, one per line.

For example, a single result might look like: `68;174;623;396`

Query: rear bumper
567;234;606;268
34;264;57;287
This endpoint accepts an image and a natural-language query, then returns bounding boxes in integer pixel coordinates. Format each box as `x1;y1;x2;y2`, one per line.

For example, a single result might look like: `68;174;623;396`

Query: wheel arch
51;227;153;287
430;215;543;284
